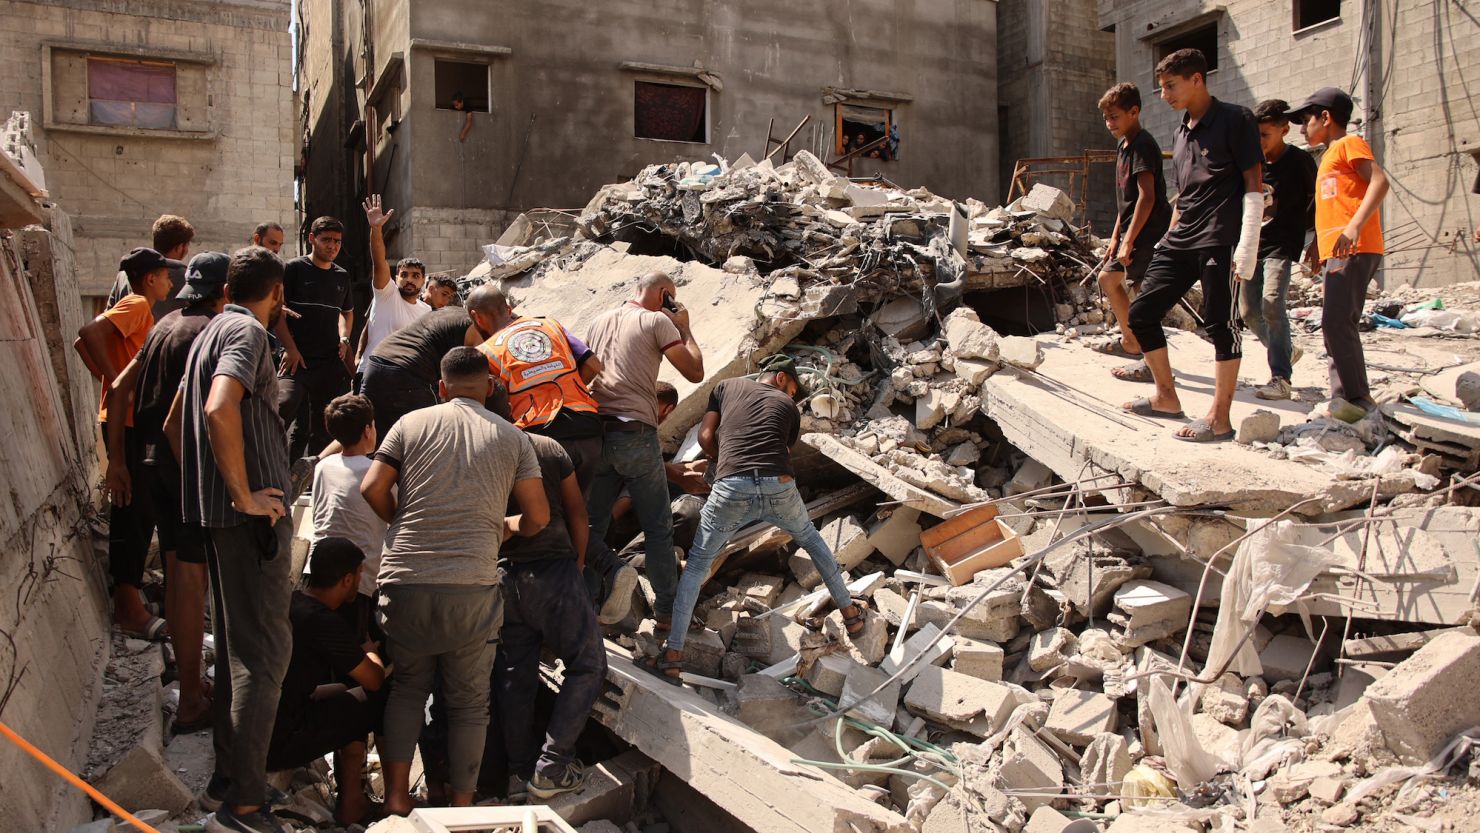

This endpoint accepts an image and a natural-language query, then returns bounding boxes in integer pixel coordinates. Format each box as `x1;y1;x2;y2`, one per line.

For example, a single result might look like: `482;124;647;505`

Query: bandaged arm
1231;165;1265;280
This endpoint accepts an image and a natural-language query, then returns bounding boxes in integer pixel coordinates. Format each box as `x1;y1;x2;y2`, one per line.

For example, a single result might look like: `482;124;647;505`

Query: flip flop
172;706;213;736
1173;418;1236;443
1093;339;1142;360
1123;396;1186;421
636;654;684;686
120;615;169;642
1111;359;1154;383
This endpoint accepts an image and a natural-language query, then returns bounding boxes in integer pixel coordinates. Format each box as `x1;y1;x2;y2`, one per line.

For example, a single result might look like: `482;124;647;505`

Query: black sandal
636;654;684;686
841;602;869;636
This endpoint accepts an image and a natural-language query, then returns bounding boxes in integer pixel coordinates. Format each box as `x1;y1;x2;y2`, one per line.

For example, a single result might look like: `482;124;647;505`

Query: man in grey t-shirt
360;346;548;815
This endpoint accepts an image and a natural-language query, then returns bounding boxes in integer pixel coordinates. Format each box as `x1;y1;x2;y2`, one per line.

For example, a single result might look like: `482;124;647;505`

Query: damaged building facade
1097;0;1480;287
296;0;1001;277
0;0;297;306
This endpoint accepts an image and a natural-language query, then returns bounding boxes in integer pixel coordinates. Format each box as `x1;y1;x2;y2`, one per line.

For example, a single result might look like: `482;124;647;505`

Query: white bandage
1231;192;1263;280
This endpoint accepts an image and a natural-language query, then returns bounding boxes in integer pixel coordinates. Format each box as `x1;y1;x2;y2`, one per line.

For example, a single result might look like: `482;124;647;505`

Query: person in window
452;91;474;143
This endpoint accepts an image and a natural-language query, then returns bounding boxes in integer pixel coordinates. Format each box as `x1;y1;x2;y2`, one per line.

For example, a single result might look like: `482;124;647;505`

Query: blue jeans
586;426;677;616
667;474;852;652
1239;256;1294;381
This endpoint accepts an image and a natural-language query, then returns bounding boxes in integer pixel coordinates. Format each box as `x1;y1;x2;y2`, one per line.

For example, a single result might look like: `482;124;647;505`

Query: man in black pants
177;246;294;833
1121;48;1264;443
268;537;386;827
493;429;606;802
276;216;354;461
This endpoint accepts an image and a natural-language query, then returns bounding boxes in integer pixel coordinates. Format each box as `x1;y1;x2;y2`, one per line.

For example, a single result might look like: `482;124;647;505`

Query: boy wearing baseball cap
1288;87;1390;414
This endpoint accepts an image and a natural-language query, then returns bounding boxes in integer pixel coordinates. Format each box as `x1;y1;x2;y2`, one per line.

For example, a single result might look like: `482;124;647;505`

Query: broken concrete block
881;623;954;680
824;606;889;665
1320;803;1359;826
1006;458;1053;496
1045;688;1117;746
1024;805;1097;833
788;551;821;589
1259;633;1328;683
954;357;998;387
736;673;812;745
943;311;1001;362
1365;630;1480;764
873;297;930;342
736;572;785;607
1103;815;1199;833
804;652;860;697
1020;183;1076;223
819;514;873;572
1028;627;1078;673
904;665;1016;733
90;744;193;815
1237;408;1281;445
999;336;1044;370
916;389;947;431
681;628;727;678
1080;733;1132;795
841;664;902;727
1308;775;1345;805
722;255;755;273
1109;580;1192;648
998;727;1064;812
951;637;1005;682
1200;682;1250;726
547;749;660;826
867;508;922;566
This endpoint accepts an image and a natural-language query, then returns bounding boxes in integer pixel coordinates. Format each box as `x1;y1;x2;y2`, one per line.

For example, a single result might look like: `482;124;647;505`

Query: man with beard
354;195;430;380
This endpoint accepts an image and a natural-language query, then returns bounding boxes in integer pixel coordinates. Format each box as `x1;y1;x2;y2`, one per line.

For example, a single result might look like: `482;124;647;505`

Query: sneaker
506;774;529;804
288;455;318;502
528;761;586;800
206;807;291;833
598;564;639;625
198;773;230;813
1255;378;1292;400
1291;346;1304;367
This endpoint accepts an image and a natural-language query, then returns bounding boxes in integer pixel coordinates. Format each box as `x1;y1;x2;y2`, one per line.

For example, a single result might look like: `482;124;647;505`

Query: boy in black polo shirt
1096;82;1172;361
275;215;354;462
1243;100;1317;401
1121;48;1264;443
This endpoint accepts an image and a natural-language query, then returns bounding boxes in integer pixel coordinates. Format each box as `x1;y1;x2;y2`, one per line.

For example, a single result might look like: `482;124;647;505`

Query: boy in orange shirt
75;246;183;637
1288;87;1390;414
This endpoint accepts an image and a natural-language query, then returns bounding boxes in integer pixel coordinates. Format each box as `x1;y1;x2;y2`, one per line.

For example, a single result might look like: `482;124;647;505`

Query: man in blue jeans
583;272;704;627
639;357;864;683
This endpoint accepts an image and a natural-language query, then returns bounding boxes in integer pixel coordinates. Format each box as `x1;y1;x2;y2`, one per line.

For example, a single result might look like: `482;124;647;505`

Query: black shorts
137;460;209;564
1103;239;1158;285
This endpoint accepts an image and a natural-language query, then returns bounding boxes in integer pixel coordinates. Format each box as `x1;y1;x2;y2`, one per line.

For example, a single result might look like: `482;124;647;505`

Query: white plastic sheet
1147;676;1229;787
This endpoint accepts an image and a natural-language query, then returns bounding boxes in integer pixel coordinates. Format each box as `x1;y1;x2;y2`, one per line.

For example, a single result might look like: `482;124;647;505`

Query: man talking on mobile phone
581;272;704;629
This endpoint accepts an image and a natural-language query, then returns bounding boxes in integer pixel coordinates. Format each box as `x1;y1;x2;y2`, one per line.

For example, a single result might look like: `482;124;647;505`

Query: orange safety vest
478;316;598;430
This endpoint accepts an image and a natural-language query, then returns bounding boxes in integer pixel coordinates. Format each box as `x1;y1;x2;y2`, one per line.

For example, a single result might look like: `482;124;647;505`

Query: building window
1294;0;1341;31
1156;22;1219;73
87;57;177;129
836;104;897;160
633;81;708;143
434;60;490;112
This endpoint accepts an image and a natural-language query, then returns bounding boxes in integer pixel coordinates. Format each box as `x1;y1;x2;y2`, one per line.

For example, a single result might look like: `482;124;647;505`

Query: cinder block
1365;631;1480;764
998;727;1063;812
903;665;1015;731
840;664;901;728
951;636;1005;682
90;744;193;815
804;652;860;697
1045;688;1117;746
545;749;660;826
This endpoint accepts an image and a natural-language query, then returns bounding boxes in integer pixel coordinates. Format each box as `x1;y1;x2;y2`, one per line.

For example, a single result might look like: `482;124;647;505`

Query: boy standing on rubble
1095;82;1172;367
1243;100;1317;401
639;357;865;684
1288;87;1390;415
1119;48;1264;443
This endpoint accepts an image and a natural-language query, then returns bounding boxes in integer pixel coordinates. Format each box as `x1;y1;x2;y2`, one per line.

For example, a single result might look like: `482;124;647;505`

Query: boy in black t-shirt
1096;82;1172;361
1242;100;1317;401
275;215;354;462
268;538;386;826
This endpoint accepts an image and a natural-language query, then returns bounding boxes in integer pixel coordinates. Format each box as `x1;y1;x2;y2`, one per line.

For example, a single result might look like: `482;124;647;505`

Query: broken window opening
633;81;708;143
1295;0;1342;31
836;104;898;161
1155;21;1220;74
433;60;490;112
87;56;177;129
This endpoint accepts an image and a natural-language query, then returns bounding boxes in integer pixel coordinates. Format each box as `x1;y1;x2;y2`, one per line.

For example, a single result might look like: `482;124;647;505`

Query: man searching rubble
639;357;865;683
583;271;704;628
359;346;548;815
1119;48;1264;443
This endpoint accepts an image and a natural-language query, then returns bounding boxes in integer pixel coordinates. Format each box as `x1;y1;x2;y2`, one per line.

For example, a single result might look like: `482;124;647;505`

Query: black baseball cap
760;354;809;399
177;251;230;303
119;247;185;285
1288;87;1354;124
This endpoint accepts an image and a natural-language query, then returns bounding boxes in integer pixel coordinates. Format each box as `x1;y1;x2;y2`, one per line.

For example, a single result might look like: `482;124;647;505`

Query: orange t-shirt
97;293;154;425
1315;134;1384;261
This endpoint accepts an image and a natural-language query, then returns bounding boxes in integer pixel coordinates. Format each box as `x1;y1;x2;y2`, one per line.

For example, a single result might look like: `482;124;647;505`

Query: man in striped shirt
177;246;295;833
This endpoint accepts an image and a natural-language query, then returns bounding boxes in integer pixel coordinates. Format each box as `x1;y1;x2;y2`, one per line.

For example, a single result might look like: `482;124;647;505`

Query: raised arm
364;195;395;291
661;303;704;383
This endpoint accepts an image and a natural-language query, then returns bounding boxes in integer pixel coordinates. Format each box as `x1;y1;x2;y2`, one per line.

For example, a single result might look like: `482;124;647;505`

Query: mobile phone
661;293;679;313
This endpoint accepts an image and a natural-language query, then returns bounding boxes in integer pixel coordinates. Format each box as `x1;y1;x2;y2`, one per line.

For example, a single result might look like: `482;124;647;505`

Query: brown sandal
637;654;684;686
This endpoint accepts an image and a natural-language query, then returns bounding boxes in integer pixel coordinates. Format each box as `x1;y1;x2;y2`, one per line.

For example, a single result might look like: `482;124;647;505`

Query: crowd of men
81;193;866;832
75;45;1424;833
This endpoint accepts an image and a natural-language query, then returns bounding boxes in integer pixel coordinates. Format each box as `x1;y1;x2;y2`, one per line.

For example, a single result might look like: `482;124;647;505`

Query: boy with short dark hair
1289;87;1390;415
1244;100;1317;401
312;394;386;600
1095;81;1172;361
1119;48;1265;443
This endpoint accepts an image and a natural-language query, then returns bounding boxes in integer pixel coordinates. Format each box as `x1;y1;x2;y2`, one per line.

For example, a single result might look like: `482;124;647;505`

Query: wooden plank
594;644;912;833
801;433;959;518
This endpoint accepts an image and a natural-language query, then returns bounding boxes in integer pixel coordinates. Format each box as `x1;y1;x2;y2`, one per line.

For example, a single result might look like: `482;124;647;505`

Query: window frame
632;78;711;145
432;58;492;113
1293;0;1343;34
1153;20;1221;76
41;41;216;140
834;102;896;160
85;55;179;130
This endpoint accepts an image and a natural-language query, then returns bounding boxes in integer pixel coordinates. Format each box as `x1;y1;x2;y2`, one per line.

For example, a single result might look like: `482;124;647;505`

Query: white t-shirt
309;453;387;596
359;279;430;372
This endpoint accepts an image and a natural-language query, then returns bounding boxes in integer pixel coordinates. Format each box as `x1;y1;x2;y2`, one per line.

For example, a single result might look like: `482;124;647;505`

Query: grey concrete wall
305;0;1000;276
0;0;298;302
1098;0;1480;287
0;208;110;832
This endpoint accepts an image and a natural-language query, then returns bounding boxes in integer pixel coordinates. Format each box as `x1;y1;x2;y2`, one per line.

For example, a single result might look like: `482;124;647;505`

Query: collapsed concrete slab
1364;629;1480;764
